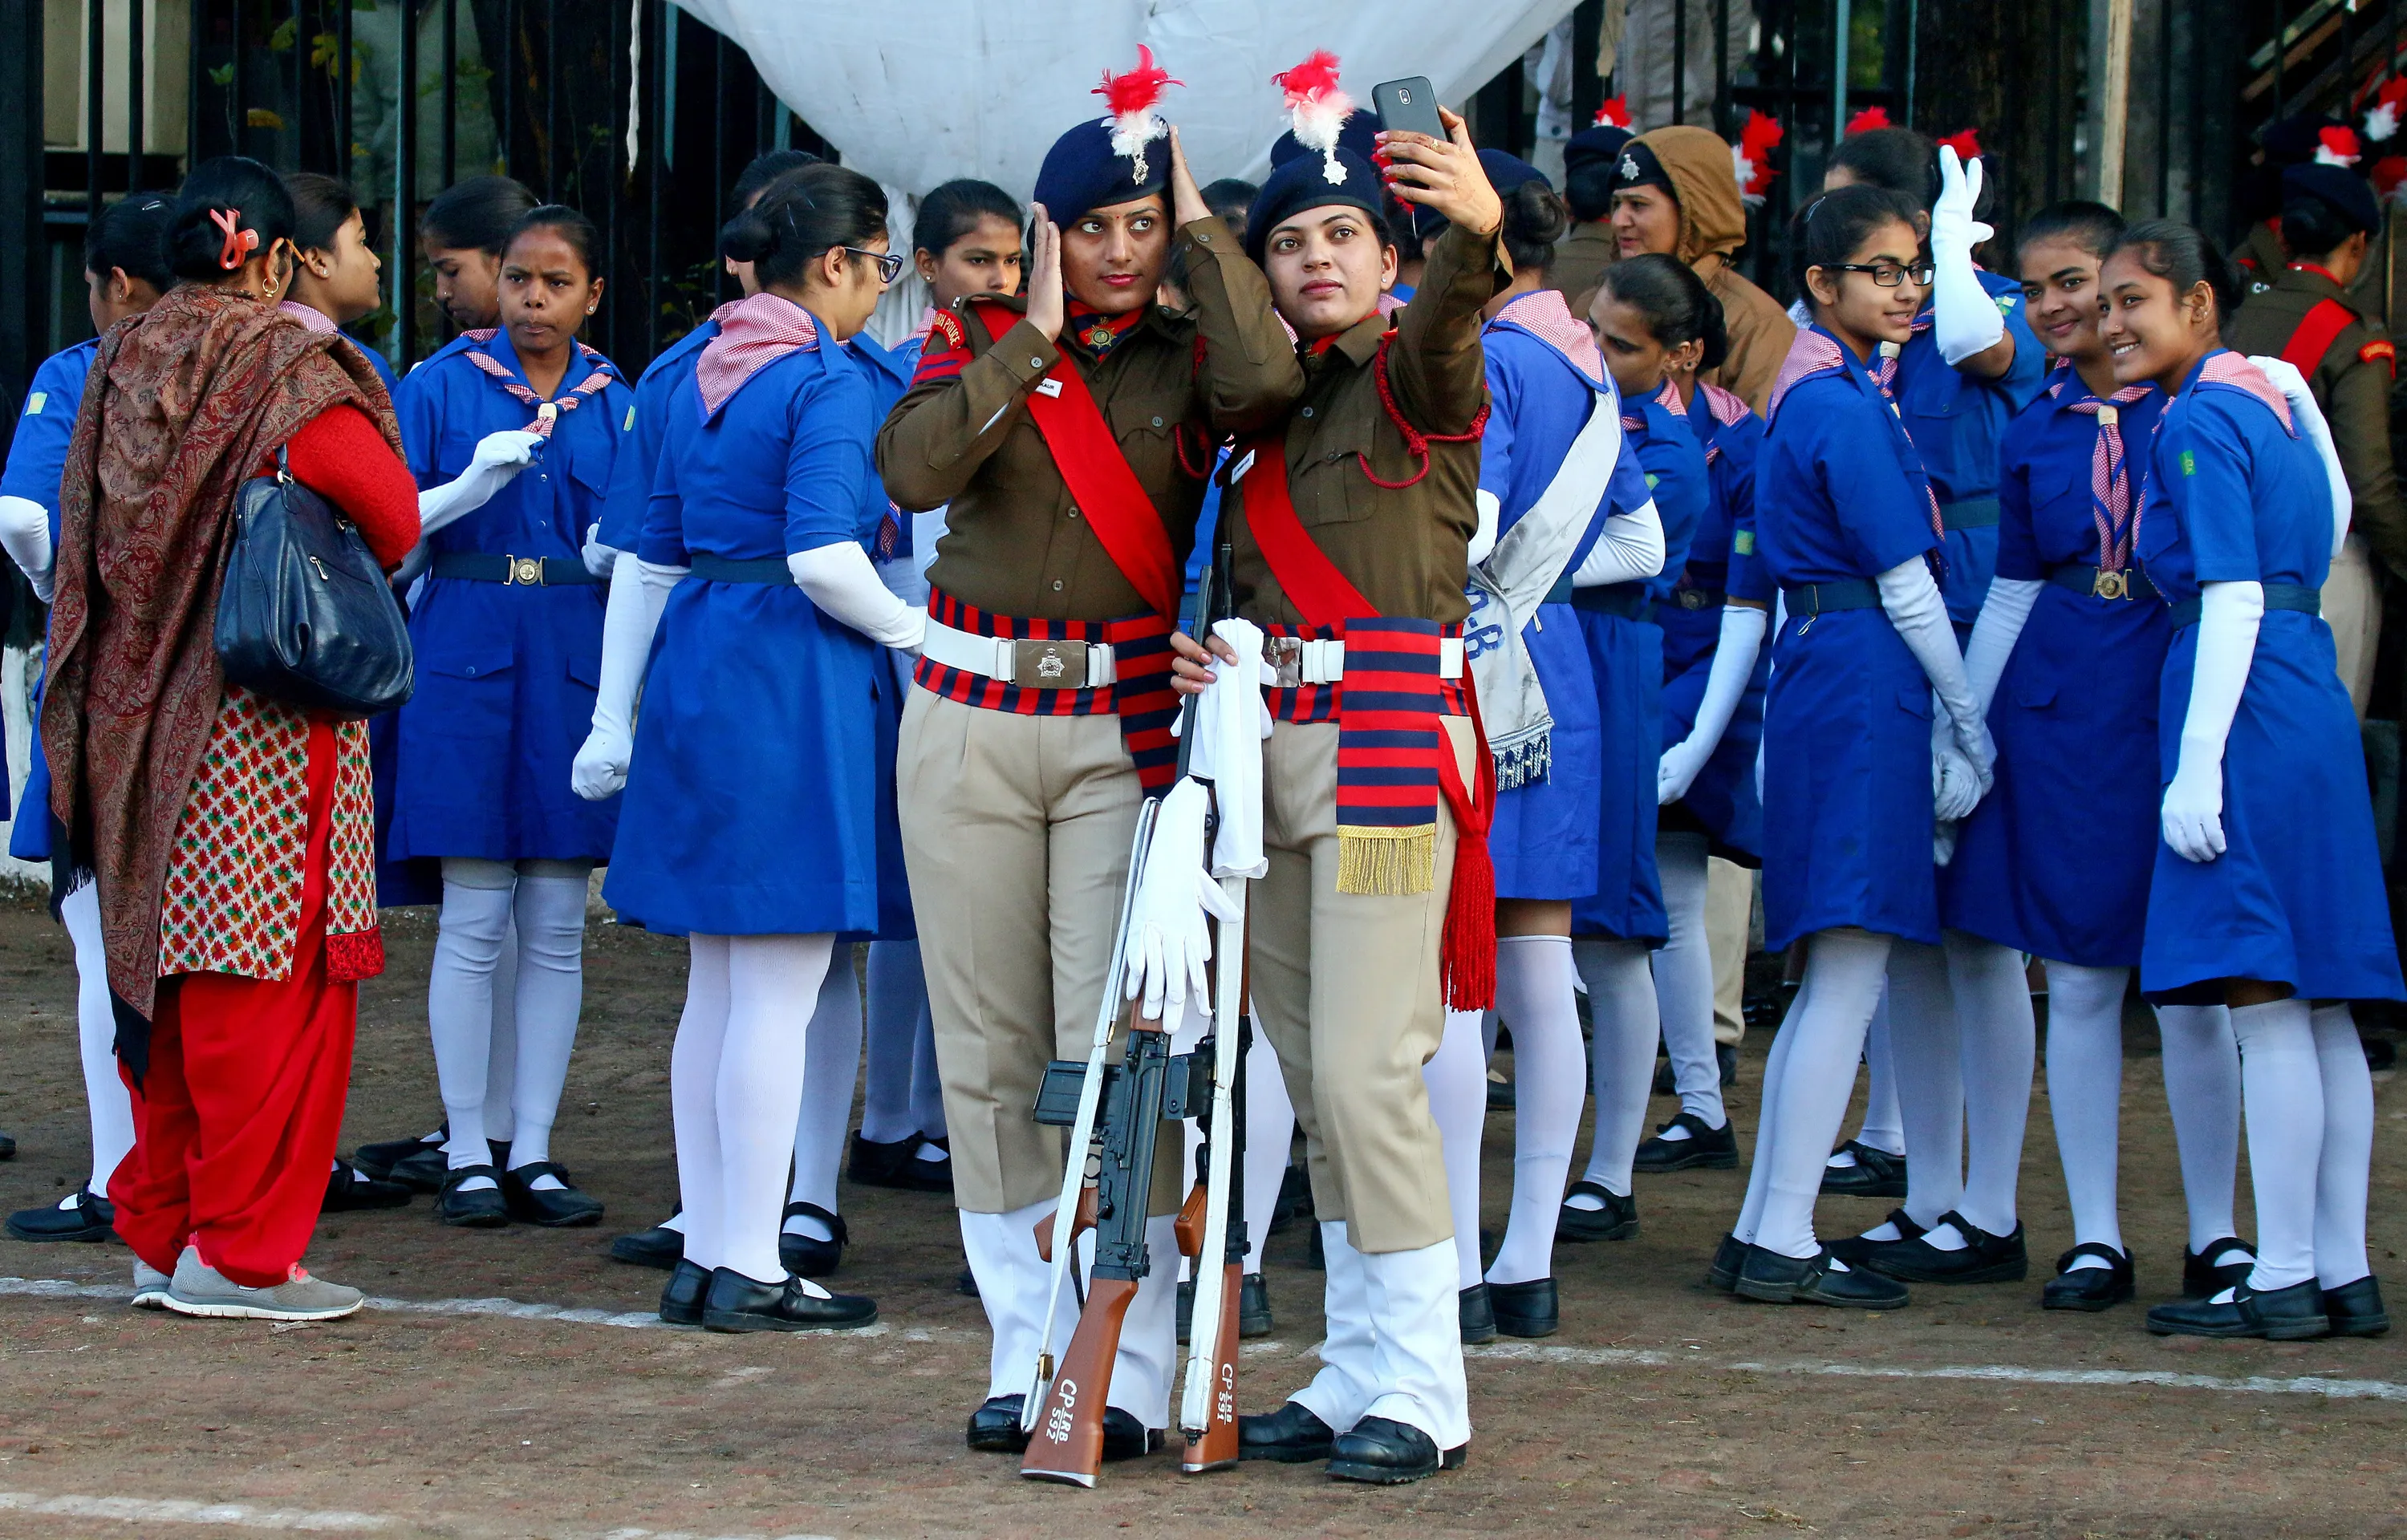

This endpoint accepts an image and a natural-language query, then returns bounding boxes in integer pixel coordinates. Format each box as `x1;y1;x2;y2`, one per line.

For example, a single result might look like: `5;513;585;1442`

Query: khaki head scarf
1634;126;1748;275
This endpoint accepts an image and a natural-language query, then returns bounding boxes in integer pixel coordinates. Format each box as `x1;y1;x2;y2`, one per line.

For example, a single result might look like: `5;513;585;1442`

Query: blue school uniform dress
603;305;883;937
597;317;720;553
1883;274;2046;628
847;325;920;942
1756;326;1947;952
2135;351;2404;1003
0;341;96;853
388;328;625;864
1658;380;1773;862
1942;373;2170;967
1568;379;1707;942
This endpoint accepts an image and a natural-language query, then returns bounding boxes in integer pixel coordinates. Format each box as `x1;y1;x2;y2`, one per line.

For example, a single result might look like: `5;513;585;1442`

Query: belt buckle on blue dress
2092;569;2128;601
507;554;544;587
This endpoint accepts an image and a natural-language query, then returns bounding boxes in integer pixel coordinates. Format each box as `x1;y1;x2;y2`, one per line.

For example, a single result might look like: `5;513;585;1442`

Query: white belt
1267;635;1465;687
922;614;1118;687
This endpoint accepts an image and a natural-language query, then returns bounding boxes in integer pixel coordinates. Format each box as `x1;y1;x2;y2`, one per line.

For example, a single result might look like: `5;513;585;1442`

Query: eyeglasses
842;247;906;284
1824;261;1936;288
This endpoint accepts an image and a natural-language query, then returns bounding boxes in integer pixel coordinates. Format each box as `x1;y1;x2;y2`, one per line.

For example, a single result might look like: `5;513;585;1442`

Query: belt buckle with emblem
1013;638;1082;687
1265;636;1306;689
2092;569;2128;601
508;554;544;586
1677;588;1711;610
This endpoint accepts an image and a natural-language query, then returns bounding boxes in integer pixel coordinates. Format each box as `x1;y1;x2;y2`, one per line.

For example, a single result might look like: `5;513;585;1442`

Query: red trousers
110;718;359;1287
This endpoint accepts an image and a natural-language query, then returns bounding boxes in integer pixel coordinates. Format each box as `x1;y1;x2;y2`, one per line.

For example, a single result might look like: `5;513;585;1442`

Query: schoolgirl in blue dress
1722;185;1994;1311
2101;223;2402;1341
583;165;915;1332
390;205;624;1229
0;193;171;1246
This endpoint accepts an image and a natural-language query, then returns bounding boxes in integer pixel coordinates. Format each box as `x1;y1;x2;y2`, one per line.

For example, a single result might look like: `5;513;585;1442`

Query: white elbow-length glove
571;553;679;800
416;428;544;540
2162;580;2265;862
1930;146;2006;368
1658;605;1768;804
1877;557;1994;792
581;522;622;578
787;542;927;651
0;495;54;601
1122;777;1241;1021
2248;354;2352;555
1570;499;1668;587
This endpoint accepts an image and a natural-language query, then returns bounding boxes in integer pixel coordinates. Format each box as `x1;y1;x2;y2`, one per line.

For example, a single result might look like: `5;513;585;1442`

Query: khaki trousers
1249;717;1470;1256
899;687;1178;1216
2327;533;2384;719
1707;856;1753;1047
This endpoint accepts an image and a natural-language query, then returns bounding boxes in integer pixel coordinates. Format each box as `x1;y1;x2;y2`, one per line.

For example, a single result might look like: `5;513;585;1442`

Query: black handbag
213;444;415;718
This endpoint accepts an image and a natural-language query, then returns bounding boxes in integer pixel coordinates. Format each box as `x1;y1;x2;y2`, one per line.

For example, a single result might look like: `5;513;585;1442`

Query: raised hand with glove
1928;145;2015;376
416;428;544;541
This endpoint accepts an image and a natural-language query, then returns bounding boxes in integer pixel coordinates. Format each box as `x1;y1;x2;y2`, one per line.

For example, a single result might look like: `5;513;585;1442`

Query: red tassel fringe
1435;671;1498;1012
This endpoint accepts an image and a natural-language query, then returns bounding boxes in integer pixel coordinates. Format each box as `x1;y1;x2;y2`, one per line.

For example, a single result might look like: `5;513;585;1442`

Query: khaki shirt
1549;221;1617;313
1223;222;1512;628
2222;262;2407;578
875;217;1300;620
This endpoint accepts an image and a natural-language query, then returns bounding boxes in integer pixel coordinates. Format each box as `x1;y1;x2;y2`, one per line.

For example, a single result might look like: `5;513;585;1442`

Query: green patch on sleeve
1733;529;1755;554
2181;450;2196;476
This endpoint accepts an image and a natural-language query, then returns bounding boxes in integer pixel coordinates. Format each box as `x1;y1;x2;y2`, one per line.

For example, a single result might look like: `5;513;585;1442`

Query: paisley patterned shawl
41;284;399;1062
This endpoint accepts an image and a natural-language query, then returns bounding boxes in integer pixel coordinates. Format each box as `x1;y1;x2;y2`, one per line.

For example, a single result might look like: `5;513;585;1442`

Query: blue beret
1562;124;1633;178
2282;161;2381;237
1244;147;1389;263
1478;148;1549;197
1272;112;1382;171
1033;118;1168;225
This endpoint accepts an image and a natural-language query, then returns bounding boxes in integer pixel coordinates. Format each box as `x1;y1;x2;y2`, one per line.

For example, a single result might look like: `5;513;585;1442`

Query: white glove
1929;147;2007;368
0;494;55;602
2162;580;2264;862
581;521;621;579
1122;779;1241;1021
1657;604;1768;804
571;553;679;800
1185;618;1273;878
2247;354;2352;556
417;428;544;540
1877;557;1993;784
1570;499;1667;587
1933;738;1984;821
788;543;927;651
1468;488;1502;565
1962;577;2040;715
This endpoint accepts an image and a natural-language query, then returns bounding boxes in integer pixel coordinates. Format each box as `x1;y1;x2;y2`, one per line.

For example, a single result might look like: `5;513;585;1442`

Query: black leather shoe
501;1161;604;1227
1829;1208;1926;1269
610;1220;685;1270
2040;1242;2134;1312
847;1132;952;1192
2147;1277;2326;1340
387;1143;453;1194
700;1267;878;1332
2183;1238;2258;1299
778;1202;847;1277
1632;1112;1740;1173
658;1258;710;1326
1706;1233;1747;1291
1820;1141;1907;1198
1326;1416;1466;1484
1557;1181;1638;1242
1100;1407;1160;1461
1458;1283;1496;1343
1239;1271;1274;1337
967;1394;1029;1453
1859;1211;2027;1284
1735;1246;1911;1308
5;1187;115;1242
1238;1401;1336;1463
436;1165;509;1228
2323;1275;2389;1337
323;1159;412;1213
1489;1276;1558;1337
352;1127;444;1183
0;1129;12;1160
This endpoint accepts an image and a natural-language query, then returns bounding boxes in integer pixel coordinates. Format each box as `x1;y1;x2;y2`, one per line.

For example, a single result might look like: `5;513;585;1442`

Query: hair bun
718;208;781;266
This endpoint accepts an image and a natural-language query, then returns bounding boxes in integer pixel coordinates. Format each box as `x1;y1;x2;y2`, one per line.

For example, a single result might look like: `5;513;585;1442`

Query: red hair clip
209;207;259;271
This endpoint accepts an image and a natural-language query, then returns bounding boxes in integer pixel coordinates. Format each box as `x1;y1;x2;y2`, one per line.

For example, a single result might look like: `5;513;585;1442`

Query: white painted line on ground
1724;1357;2407;1402
0;1490;393;1530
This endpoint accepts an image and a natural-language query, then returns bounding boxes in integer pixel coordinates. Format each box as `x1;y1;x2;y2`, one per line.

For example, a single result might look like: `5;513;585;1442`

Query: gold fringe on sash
1335;825;1438;896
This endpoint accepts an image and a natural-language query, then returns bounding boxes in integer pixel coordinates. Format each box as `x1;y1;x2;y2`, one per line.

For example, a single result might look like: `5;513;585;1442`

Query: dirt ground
2;902;2405;1539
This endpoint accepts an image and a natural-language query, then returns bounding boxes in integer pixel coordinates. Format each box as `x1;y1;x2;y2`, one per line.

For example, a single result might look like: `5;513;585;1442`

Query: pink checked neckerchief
2053;377;2156;572
696;292;820;418
1768;326;1946;561
1697;380;1751;466
1494;289;1605;386
461;327;613;436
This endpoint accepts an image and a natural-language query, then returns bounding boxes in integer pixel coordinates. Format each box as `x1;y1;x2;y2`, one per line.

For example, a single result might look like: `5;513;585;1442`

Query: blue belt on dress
688;553;794;584
1780;578;1882;616
430;552;604;586
1569;582;1654;622
2167;582;2320;630
1938;496;2000;531
2046;563;2159;602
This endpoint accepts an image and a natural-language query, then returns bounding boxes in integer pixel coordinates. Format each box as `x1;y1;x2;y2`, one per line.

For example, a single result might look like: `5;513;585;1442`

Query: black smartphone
1371;77;1446;141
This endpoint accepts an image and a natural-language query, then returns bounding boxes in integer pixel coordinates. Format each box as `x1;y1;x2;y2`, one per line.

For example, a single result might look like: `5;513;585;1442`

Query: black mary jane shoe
1861;1211;2027;1285
846;1132;952;1193
1735;1246;1911;1309
436;1165;510;1228
1819;1141;1908;1198
2147;1277;2327;1340
777;1202;848;1277
5;1186;116;1243
1556;1181;1639;1242
323;1159;413;1213
352;1126;444;1183
610;1213;685;1270
658;1258;711;1327
1828;1208;1926;1270
700;1267;878;1333
1631;1112;1740;1173
387;1142;454;1195
1100;1408;1161;1461
1458;1283;1496;1343
501;1161;604;1228
1326;1416;1467;1485
1706;1233;1747;1292
1238;1401;1336;1463
2183;1238;2259;1299
1489;1276;1559;1338
2041;1242;2135;1312
2323;1275;2389;1338
967;1394;1029;1453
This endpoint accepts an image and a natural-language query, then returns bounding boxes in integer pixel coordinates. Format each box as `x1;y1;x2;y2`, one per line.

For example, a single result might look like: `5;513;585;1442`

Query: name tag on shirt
1228;448;1257;484
1034;378;1064;399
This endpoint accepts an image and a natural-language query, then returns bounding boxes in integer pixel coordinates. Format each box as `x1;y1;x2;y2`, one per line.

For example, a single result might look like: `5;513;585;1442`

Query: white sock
1883;942;1963;1234
2042;961;2129;1262
1423;1007;1488;1291
1652;834;1728;1128
1942;931;2034;1239
2310;1003;2375;1290
1485;935;1584;1286
2230;998;2320;1293
1096;1214;1182;1427
1358;1237;1472;1451
429;865;515;1189
2157;1002;2242;1252
1847;987;1906;1157
1292;1221;1378;1436
960;1199;1061;1401
61;884;133;1194
1731;966;1808;1246
671;935;735;1272
1242;1019;1296;1275
787;949;863;1241
716;934;837;1286
485;918;518;1143
506;863;591;1182
1573;937;1660;1199
860;939;926;1145
1752;930;1891;1259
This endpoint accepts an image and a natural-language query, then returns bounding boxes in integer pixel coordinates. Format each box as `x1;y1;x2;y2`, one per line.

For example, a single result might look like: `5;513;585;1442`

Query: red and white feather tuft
2318;124;2363;167
1938;127;1982;161
2375;155;2407;202
1732;110;1784;203
1093;46;1181;183
2367;79;2407;144
1844;104;1891;137
1594;95;1631;128
1275;51;1354;184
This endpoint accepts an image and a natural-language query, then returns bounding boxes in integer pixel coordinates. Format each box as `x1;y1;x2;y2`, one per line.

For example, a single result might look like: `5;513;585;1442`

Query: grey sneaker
131;1256;174;1310
164;1249;363;1321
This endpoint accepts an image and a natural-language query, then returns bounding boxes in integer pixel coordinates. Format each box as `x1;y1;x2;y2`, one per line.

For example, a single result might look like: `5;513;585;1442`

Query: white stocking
61;884;133;1194
1845;987;1906;1157
860;939;926;1145
1424;1007;1488;1290
1752;930;1892;1259
2157;1002;2242;1252
1653;835;1727;1128
2231;998;2320;1293
2310;1003;2375;1290
1882;942;1963;1234
716;934;836;1284
1485;935;1585;1287
1573;937;1660;1198
2041;961;2129;1261
506;861;591;1177
1731;964;1810;1246
1942;930;2034;1239
429;863;516;1186
485;922;518;1143
1242;1019;1296;1275
671;935;734;1271
787;948;863;1239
